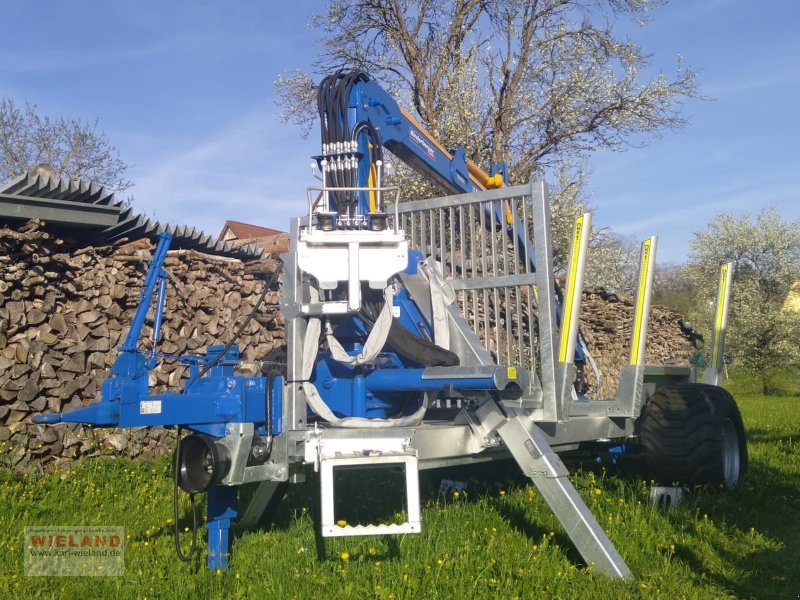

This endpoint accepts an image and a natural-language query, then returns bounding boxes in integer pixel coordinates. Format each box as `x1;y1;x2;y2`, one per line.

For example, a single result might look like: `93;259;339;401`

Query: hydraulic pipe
121;232;173;353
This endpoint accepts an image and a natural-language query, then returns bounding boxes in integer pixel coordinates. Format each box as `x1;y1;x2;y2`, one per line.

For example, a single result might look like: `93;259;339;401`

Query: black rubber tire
640;383;748;489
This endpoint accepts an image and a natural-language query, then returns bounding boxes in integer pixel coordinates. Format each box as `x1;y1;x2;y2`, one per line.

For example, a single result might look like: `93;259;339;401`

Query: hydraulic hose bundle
317;71;384;220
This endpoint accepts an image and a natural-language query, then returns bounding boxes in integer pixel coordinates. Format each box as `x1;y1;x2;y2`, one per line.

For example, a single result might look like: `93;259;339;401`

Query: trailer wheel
639;384;747;489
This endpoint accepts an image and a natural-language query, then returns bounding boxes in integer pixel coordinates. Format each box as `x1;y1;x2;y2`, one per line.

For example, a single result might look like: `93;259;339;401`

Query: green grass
1;371;798;599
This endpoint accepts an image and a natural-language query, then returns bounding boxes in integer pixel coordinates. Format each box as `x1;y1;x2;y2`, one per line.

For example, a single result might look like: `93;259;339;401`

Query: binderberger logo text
24;526;124;576
409;129;436;159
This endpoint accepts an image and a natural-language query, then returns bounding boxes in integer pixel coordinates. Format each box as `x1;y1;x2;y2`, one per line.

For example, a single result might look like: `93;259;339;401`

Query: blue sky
1;0;797;263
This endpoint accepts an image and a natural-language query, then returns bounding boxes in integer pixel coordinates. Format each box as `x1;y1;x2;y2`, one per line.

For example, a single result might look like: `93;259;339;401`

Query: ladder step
326;522;421;537
319;451;421;538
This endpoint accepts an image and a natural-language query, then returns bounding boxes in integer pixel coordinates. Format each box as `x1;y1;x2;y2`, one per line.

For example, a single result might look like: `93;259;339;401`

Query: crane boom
315;72;586;371
315;72;504;217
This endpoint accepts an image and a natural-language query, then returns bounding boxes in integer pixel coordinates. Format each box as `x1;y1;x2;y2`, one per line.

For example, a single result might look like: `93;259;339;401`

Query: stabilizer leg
494;413;631;579
207;485;238;570
466;402;631;578
239;481;285;530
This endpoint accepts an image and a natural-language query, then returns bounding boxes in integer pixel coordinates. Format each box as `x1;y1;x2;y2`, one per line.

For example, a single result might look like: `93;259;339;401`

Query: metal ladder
313;432;421;537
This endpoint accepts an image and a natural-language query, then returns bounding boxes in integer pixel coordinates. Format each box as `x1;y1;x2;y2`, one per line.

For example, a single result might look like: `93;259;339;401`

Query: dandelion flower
340;551;350;561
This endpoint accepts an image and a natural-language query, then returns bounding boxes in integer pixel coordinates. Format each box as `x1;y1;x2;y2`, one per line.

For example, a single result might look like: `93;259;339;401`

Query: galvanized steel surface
395;184;542;378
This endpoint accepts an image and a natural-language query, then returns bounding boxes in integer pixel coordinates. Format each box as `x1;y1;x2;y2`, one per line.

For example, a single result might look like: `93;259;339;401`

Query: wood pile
247;233;290;255
579;287;694;399
0;221;283;473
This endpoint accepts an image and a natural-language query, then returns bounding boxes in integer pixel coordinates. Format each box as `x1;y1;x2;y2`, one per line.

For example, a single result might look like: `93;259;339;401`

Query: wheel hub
720;417;741;488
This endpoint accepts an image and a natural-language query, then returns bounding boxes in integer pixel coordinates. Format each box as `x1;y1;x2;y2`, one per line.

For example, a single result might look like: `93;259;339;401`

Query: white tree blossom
687;205;800;393
275;1;698;273
276;0;698;184
0;98;132;192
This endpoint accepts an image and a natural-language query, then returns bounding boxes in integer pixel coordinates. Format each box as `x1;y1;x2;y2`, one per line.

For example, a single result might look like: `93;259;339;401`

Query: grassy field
1;371;798;599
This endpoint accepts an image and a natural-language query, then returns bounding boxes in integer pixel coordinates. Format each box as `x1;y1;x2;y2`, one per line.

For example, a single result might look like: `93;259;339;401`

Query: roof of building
219;220;284;240
0;174;264;260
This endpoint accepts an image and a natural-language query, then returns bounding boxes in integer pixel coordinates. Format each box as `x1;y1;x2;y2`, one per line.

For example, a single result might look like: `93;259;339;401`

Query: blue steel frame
33;233;273;437
32;233;273;569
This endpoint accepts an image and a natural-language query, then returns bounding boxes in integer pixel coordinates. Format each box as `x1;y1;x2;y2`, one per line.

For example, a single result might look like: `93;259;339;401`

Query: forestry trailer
33;71;747;578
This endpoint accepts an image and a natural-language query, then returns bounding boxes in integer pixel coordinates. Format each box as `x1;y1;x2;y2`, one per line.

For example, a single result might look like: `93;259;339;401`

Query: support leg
239;481;286;530
496;415;631;579
207;485;238;570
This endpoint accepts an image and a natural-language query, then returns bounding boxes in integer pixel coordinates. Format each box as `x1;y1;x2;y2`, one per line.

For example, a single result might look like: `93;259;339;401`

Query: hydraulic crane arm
352;80;505;195
314;71;587;372
314;71;505;220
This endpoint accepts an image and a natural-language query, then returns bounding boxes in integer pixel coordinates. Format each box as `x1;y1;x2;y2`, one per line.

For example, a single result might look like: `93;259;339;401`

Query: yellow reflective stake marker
558;215;586;362
630;238;653;366
710;263;730;370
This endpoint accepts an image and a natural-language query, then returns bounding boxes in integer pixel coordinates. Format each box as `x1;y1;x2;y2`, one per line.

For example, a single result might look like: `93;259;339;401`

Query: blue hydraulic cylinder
352;373;367;418
365;369;504;394
147;275;169;369
121;232;172;353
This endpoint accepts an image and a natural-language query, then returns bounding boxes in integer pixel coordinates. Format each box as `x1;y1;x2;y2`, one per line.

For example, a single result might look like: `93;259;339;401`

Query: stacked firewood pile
0;221;283;473
579;287;695;399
